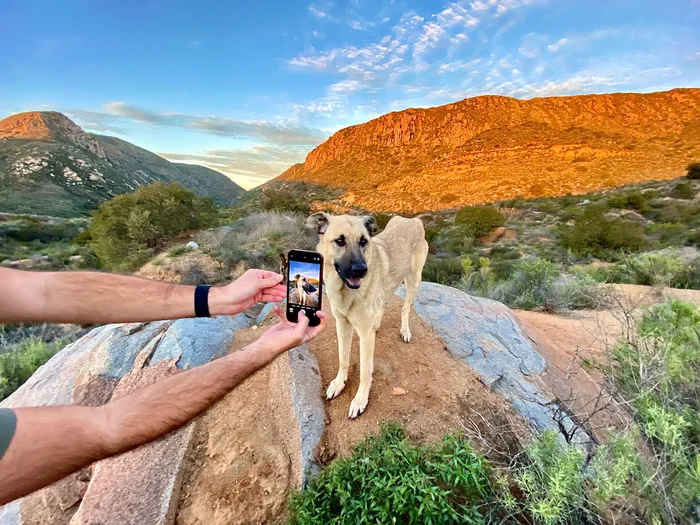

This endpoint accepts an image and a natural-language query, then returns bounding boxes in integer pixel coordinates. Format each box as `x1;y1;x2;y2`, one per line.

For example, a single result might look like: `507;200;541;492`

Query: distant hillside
277;88;700;213
0;111;245;217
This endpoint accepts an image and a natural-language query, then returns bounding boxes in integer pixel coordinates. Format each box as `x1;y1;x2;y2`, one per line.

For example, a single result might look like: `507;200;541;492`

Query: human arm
0;268;287;325
0;308;326;505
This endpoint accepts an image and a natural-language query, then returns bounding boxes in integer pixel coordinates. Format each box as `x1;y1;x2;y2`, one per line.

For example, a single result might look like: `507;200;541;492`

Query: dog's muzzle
335;262;367;290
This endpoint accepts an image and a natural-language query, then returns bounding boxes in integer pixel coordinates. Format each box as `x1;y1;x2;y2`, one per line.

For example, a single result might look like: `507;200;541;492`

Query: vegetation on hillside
418;174;700;311
87;182;217;270
0;214;100;270
0;334;68;400
278;89;700;213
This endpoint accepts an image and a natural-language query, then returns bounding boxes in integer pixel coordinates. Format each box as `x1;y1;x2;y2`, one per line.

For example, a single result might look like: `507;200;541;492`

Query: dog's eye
359;236;368;247
334;237;346;247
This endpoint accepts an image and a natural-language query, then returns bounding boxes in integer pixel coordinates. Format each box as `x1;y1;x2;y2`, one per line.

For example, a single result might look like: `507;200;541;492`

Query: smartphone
286;249;323;327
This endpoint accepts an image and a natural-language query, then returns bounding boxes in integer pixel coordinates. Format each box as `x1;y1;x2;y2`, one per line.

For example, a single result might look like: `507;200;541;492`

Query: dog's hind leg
349;328;376;418
401;239;429;343
326;313;353;400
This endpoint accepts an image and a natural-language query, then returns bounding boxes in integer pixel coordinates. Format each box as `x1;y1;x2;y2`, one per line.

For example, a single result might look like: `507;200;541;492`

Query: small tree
686;162;700;180
88;183;217;270
561;204;646;258
454;206;505;237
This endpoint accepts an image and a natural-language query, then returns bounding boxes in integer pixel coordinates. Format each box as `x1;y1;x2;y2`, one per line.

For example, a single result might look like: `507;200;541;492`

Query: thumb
257;273;284;289
294;310;310;339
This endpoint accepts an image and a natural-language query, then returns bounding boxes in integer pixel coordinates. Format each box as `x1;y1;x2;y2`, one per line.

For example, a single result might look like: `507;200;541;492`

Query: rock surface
0;315;253;525
396;282;586;443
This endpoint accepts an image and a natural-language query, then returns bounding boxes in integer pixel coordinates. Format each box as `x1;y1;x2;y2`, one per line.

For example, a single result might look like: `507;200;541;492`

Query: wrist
206;286;230;317
241;338;282;362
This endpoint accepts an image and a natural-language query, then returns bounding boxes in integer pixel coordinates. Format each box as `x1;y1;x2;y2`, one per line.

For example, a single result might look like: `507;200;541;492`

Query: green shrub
619;253;689;287
0;338;65;400
687;162;700;180
459;258;605;312
167;245;188;258
88;183;217;270
607;192;652;212
422;256;464;286
501;431;638;525
561;205;646;258
435;225;475;254
671;181;696;200
509;431;587;524
288;423;494;525
611;301;700;522
261;188;311;215
654;202;700;224
454;206;505;237
648;222;687;246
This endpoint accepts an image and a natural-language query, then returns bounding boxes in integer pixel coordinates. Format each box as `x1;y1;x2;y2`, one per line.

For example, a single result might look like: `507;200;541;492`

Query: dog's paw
326;377;346;400
348;390;370;419
400;328;412;343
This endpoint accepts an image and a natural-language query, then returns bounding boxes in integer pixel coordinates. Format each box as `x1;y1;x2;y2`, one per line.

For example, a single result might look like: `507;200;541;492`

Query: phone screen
286;250;323;326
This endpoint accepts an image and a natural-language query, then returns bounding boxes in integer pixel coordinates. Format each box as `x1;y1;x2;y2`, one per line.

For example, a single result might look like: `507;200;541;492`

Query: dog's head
306;212;378;290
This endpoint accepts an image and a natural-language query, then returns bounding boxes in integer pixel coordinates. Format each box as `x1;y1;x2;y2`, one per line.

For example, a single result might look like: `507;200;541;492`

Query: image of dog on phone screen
287;261;320;308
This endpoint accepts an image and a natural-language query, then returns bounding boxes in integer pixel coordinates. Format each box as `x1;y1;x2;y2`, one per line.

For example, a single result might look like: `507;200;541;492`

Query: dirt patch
514;284;700;442
309;297;531;464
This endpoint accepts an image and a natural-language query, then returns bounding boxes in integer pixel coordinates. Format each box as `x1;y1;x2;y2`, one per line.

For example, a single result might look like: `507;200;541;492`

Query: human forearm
99;339;280;454
0;338;281;505
0;268;234;324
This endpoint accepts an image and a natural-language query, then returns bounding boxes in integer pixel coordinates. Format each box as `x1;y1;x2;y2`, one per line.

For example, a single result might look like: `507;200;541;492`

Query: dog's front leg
348;328;376;419
326;314;353;400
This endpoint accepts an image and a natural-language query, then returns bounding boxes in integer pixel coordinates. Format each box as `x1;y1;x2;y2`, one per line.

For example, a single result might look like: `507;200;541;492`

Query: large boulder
396;283;587;443
0;311;326;525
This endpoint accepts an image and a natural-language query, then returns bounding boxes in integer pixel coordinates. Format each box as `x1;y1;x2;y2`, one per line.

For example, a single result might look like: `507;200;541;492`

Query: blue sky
289;261;321;281
1;1;699;189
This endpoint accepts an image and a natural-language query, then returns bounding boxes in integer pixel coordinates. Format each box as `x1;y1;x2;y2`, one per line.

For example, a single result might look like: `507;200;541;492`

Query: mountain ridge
278;88;700;212
0;111;245;217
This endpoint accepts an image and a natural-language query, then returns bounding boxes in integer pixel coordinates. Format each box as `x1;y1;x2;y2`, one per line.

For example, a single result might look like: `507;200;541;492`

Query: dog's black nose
350;263;368;278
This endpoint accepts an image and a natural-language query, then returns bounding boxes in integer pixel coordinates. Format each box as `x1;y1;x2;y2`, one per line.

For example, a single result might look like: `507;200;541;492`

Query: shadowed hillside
0;111;246;217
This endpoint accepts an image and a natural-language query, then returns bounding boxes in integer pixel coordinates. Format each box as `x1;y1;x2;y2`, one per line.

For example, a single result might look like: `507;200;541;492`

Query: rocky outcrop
396;283;588;443
1;284;594;524
0;112;106;158
0;309;326;525
278;88;700;212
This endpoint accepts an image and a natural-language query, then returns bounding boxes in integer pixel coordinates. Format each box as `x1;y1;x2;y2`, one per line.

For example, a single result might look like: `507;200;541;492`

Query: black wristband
194;285;211;318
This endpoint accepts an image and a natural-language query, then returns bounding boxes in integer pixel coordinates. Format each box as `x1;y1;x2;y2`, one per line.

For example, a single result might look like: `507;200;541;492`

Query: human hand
257;306;327;354
209;269;287;316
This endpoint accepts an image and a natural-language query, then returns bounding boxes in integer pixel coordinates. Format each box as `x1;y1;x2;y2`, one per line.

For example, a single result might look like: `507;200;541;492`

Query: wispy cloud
159;145;309;189
73;102;326;146
547;29;620;52
308;4;332;20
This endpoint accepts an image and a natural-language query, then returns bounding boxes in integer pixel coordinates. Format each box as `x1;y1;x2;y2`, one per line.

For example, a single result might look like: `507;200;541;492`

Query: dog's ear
306;212;330;234
364;216;378;236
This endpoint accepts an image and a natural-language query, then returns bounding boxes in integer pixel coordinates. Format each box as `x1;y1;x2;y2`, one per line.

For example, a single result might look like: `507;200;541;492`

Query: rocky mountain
0;112;245;217
278;88;700;213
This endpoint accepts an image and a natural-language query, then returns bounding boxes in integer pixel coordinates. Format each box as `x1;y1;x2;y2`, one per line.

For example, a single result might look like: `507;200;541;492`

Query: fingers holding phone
285;250;324;327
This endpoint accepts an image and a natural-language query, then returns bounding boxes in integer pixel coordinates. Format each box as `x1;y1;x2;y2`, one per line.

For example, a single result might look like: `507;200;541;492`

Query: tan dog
306;213;428;418
293;274;318;306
